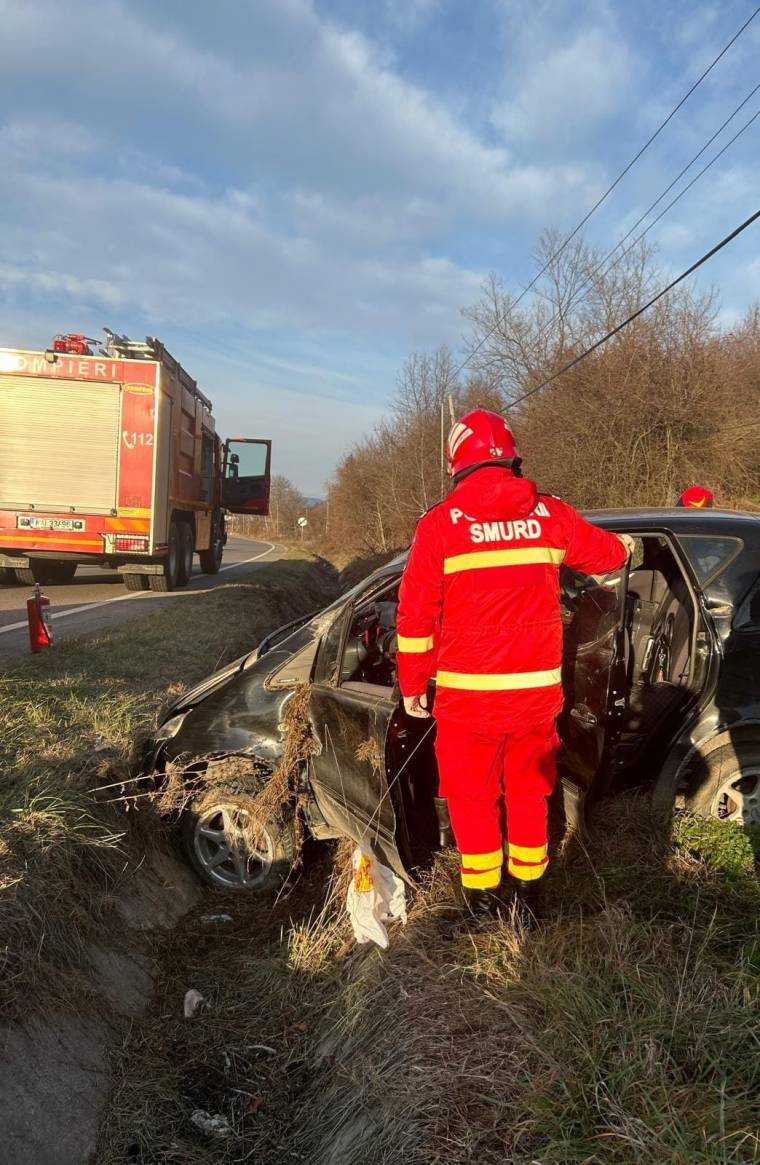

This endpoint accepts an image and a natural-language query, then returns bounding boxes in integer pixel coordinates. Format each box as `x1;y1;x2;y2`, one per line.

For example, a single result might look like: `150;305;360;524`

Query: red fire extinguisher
27;583;53;653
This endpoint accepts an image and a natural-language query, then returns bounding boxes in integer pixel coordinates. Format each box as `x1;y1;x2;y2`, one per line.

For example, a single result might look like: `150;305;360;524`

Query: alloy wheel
710;767;760;826
193;803;275;890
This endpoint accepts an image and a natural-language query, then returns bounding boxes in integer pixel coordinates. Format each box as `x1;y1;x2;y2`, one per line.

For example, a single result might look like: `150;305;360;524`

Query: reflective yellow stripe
444;547;565;575
462;867;501;889
397;634;435;653
508;858;548;882
461;849;504;871
117;506;151;519
508;842;548;862
436;668;562;691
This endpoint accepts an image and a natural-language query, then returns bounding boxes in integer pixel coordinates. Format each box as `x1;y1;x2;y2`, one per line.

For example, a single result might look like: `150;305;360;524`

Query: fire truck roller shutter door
0;376;121;513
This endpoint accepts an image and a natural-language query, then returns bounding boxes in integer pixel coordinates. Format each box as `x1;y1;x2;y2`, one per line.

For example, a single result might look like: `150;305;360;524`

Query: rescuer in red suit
396;409;631;923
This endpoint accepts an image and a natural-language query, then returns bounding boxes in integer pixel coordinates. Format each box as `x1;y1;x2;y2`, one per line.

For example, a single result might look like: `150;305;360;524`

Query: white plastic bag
345;846;407;950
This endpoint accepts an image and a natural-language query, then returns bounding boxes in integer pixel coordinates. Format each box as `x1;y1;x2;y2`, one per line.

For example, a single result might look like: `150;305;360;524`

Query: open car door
558;560;630;802
307;578;437;881
222;438;272;515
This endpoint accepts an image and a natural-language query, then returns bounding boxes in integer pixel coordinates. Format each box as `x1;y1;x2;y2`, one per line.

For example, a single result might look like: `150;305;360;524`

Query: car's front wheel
181;792;295;892
685;740;760;827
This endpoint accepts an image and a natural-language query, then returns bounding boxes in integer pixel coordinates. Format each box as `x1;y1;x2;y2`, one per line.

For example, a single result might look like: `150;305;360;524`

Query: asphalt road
0;536;275;663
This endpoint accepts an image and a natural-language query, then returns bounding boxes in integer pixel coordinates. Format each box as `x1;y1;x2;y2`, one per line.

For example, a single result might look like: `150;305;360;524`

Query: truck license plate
17;516;85;532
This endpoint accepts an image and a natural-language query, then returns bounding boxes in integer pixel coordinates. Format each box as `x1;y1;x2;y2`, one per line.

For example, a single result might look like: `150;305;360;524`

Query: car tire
177;522;194;586
684;740;760;828
123;573;149;592
181;789;296;893
149;519;181;592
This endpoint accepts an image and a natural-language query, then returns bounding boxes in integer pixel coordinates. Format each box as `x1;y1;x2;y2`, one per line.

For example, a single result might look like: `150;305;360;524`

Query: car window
265;639;321;689
678;536;743;585
312;611;346;684
628;537;645;571
734;575;760;627
340;587;399;690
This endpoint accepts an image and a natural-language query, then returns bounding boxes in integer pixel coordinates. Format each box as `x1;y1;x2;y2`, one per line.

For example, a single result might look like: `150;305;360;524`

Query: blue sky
0;0;758;493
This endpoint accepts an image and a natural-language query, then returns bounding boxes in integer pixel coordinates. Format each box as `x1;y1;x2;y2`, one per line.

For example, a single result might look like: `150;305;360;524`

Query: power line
532;82;760;321
523;102;760;365
448;4;760;385
508;208;760;408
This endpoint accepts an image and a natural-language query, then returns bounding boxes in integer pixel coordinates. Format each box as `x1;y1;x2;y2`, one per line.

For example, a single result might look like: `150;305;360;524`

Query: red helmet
677;485;715;509
447;408;519;477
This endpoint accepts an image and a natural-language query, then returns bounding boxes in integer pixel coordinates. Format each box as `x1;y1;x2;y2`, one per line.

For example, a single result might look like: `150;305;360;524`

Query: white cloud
0;263;126;307
0;0;592;224
492;27;632;149
653;222;694;250
0;133;485;345
375;0;441;34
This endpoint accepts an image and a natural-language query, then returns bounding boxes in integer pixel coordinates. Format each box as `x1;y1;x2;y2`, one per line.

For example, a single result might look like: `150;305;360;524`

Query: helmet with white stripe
447;408;519;478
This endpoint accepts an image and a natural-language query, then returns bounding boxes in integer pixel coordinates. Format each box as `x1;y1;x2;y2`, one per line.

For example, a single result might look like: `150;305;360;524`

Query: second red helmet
677;485;715;509
447;408;519;477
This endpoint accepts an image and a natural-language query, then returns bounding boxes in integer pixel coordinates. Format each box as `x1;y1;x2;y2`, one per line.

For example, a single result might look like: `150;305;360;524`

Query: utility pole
440;394;456;499
440;399;445;500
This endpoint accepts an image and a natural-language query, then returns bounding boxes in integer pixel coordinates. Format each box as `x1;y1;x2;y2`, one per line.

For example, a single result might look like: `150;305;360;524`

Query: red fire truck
0;331;271;591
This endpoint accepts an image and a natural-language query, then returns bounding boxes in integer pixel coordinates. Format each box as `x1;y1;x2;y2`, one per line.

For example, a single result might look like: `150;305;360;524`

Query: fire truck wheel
199;518;224;574
123;574;148;592
149;520;181;592
35;561;77;585
14;562;77;585
177;523;194;585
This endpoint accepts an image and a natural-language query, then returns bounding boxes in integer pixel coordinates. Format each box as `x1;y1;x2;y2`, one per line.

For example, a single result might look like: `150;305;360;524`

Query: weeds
0;555;338;1020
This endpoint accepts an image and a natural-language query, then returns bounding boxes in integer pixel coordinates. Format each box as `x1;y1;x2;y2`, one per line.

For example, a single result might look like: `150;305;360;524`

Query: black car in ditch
148;508;760;892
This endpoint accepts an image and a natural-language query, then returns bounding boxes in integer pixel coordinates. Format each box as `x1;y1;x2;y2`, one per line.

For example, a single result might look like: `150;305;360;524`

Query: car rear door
306;579;412;879
558;561;629;795
308;682;403;873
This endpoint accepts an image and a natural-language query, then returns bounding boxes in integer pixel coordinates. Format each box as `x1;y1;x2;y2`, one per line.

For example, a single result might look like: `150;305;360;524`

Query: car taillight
114;535;149;553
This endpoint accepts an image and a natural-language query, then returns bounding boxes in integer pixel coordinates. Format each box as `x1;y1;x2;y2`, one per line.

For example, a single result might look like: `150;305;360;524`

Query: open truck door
222;438;272;515
558;561;630;808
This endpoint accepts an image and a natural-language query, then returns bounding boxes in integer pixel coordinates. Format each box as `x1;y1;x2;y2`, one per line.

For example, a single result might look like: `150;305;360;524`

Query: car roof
584;507;760;535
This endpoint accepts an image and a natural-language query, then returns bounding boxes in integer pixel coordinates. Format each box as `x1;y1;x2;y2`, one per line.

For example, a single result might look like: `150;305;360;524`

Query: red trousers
435;720;559;888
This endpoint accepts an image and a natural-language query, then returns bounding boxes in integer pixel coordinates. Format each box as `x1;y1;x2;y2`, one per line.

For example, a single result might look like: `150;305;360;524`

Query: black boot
434;796;454;847
462;886;503;928
510;877;541;928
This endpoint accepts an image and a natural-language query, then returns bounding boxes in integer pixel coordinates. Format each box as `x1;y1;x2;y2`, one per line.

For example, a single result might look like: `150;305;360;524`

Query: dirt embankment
0;551;339;1165
239;535;403;588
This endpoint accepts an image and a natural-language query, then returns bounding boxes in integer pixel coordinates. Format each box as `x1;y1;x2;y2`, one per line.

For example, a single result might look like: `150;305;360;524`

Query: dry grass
0;554;338;1020
96;844;357;1164
290;801;759;1165
98;796;759;1164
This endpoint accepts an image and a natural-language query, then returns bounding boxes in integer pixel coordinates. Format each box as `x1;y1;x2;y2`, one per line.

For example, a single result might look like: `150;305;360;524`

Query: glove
403;693;430;719
617;533;635;558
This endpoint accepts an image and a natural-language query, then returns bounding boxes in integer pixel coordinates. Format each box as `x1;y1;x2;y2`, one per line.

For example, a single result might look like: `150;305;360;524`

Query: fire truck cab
0;331;271;591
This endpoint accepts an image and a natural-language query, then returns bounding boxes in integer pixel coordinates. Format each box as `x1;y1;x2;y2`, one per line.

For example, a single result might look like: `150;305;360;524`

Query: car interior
622;534;700;740
340;584;399;691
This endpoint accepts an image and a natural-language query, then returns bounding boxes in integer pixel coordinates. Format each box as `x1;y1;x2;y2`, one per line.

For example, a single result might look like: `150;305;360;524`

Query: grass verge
99;796;759;1164
0;552;338;1020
